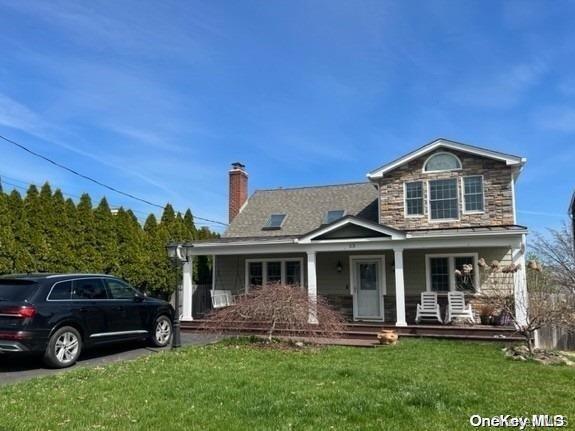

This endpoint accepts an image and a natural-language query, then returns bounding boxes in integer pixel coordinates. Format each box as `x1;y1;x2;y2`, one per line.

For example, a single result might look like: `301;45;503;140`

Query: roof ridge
254;181;372;193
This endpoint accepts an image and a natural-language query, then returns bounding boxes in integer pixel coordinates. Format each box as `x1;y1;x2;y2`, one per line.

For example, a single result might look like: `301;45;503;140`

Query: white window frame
403;181;424;218
427;178;460;223
425;253;480;294
244;257;304;292
461;175;485;214
422;151;462;173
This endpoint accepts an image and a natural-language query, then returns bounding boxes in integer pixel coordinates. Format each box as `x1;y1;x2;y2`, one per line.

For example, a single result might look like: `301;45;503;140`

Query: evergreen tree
24;185;50;272
114;208;147;289
75;193;102;272
94;198;119;274
0;191;16;274
7;190;34;272
183;209;196;238
44;189;76;272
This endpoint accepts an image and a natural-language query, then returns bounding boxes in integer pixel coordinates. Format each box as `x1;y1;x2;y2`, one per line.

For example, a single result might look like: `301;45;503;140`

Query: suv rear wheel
43;326;82;368
150;315;172;347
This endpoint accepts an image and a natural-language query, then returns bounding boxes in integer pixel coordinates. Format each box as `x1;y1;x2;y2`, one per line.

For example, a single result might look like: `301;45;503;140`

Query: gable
367;138;525;179
314;224;391;240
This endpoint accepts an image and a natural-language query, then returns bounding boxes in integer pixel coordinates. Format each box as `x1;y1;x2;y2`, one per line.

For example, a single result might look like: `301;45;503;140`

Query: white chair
415;292;443;324
445;291;475;324
210;290;234;309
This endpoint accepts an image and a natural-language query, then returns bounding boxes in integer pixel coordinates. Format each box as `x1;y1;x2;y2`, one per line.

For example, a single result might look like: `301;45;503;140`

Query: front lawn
1;339;573;430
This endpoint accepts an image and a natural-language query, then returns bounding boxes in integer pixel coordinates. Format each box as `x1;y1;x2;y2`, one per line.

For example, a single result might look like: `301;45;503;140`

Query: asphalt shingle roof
223;182;379;238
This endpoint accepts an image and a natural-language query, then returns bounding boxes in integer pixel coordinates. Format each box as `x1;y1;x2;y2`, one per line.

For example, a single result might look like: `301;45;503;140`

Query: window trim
426;178;460;223
244;257;304;292
403;181;425;218
422;151;462;173
461;175;485;215
262;213;287;230
425;253;480;294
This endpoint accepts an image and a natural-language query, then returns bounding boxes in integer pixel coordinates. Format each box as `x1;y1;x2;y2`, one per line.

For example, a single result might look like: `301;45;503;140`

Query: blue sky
0;1;573;233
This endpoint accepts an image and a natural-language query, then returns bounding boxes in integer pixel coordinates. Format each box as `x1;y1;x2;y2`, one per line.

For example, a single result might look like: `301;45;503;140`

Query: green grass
1;339;574;431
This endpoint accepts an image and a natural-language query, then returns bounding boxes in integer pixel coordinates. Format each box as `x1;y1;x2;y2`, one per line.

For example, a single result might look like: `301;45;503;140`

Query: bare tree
203;283;347;342
479;259;574;355
532;223;575;294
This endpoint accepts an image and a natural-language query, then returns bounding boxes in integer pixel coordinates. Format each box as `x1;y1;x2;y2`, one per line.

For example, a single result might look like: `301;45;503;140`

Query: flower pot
377;329;398;345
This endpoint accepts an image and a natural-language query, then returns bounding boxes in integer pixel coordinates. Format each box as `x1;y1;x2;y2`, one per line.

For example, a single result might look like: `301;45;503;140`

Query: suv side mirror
134;293;145;302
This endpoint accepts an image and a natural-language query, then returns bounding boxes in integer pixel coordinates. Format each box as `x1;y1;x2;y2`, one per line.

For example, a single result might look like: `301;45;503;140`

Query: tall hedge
0;182;219;295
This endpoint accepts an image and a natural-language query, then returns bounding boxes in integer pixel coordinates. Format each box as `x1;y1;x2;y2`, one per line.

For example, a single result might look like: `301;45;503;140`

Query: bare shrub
203;283;347;342
479;259;575;355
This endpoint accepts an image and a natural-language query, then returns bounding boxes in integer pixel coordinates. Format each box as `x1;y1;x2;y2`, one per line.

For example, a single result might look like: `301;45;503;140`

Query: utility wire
0;134;228;226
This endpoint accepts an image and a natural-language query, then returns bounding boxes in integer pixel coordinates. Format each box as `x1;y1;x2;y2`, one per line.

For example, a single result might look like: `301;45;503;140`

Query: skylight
324;210;345;224
263;213;286;230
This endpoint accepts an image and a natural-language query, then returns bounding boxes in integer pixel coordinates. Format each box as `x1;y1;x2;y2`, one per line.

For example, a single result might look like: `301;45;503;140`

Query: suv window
106;279;137;299
0;280;38;302
72;279;108;300
48;281;72;300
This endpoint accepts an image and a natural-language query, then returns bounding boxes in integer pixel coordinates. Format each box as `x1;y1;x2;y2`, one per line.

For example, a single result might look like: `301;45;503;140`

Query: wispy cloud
534;106;575;133
449;60;548;109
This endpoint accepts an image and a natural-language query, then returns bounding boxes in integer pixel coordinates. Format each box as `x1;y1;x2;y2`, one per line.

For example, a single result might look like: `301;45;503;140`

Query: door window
106;279;137;299
358;263;377;290
72;279;108;300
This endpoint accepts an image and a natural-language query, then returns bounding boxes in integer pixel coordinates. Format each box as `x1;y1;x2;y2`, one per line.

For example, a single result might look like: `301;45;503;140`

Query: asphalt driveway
0;332;220;386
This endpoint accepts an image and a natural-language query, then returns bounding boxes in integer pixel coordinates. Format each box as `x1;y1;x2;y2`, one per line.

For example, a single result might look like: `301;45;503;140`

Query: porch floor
181;319;522;343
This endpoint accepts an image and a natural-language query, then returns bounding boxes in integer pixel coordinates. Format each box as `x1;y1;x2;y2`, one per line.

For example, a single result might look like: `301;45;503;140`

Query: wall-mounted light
336;261;343;273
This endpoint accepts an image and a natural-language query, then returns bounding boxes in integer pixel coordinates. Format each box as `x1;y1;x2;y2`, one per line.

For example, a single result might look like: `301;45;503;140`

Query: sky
0;0;574;234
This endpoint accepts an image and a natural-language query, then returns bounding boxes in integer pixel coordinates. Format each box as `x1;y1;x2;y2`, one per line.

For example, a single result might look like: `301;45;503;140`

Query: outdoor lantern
336;261;343;273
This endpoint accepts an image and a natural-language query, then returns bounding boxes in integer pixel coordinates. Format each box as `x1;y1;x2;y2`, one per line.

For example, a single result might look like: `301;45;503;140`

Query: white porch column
513;236;528;329
394;247;407;327
182;256;194;321
307;250;318;324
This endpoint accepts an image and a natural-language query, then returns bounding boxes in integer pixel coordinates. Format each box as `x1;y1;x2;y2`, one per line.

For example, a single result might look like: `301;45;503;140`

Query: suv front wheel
150;315;172;347
43;326;83;368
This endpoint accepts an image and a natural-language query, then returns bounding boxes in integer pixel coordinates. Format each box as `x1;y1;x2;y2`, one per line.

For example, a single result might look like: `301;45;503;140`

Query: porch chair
415;292;443;324
445;291;475;324
210;290;234;309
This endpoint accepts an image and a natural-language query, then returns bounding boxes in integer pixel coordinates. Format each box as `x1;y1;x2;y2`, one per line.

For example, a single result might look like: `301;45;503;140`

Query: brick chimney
229;162;248;223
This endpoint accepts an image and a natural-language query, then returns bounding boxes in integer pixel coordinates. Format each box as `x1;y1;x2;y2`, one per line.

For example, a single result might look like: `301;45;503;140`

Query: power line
0;134;228;226
0;177;225;228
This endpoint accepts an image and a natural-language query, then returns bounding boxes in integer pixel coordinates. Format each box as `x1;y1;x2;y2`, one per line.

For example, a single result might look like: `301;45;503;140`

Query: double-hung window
246;258;303;290
405;181;424;216
429;178;458;220
426;254;478;293
463;176;484;213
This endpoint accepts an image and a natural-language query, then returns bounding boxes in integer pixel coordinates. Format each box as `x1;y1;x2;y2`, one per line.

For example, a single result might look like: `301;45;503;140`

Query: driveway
0;332;220;386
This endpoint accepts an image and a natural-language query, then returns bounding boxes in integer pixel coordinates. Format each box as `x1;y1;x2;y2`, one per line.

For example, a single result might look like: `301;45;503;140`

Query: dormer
367;139;526;230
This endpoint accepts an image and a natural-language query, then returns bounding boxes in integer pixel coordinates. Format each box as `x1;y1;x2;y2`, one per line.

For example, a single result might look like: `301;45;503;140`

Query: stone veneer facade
377;149;516;230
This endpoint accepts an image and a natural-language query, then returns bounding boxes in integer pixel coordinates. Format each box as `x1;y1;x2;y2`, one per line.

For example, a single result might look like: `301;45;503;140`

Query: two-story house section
175;139;528;328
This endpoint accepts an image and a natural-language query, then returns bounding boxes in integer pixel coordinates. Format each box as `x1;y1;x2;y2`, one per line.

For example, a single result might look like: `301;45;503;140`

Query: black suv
0;274;174;368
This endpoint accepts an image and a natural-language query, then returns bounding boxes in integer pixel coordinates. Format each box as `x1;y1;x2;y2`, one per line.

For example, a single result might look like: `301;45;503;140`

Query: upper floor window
429;178;458;220
423;152;462;172
263;213;286;230
324;210;345;224
463;176;484;213
405;181;424;216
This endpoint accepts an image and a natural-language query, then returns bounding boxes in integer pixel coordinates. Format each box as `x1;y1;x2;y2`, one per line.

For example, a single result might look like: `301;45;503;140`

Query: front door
353;259;384;320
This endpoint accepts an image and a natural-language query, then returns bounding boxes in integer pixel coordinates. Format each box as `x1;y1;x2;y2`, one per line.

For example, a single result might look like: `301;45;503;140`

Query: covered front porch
176;220;528;329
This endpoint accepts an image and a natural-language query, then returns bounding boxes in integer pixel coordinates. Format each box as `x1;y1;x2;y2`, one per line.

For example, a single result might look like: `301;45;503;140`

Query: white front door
352;258;384;320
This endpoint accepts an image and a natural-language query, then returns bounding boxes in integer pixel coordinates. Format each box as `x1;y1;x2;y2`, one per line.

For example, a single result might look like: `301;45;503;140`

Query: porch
176;228;528;330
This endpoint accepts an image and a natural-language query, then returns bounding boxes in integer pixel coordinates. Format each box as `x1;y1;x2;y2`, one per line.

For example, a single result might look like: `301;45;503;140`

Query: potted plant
478;303;496;325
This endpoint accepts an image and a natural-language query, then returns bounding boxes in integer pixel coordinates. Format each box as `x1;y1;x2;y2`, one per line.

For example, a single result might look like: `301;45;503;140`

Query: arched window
423;152;462;172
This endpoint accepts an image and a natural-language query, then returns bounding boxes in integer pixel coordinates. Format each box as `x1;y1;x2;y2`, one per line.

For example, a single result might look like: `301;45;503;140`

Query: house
177;138;529;327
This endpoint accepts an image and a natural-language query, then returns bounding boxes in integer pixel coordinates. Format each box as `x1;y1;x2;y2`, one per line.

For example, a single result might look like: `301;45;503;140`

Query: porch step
181;320;523;343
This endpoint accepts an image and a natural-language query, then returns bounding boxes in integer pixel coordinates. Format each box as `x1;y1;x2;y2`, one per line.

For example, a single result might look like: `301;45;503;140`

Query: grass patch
1;339;574;430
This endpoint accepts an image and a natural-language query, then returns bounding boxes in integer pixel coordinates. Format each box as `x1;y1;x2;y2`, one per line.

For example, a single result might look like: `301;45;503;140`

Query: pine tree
94;198;119;274
0;191;16;274
24;184;50;272
7;190;34;272
45;189;76;272
75;193;102;272
183;209;196;238
114;208;147;289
